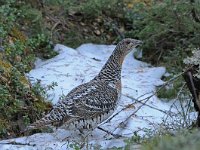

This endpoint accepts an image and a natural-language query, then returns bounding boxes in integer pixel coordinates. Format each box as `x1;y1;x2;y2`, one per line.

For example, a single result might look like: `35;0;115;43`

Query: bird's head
116;38;143;56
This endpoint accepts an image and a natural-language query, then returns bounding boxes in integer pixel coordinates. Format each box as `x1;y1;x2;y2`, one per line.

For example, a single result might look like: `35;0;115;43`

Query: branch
97;127;122;138
0;141;36;146
124;95;168;114
188;71;199;108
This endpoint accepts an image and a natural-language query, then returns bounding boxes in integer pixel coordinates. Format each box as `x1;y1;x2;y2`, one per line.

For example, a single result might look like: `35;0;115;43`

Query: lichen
11;27;27;44
183;48;200;79
124;0;152;8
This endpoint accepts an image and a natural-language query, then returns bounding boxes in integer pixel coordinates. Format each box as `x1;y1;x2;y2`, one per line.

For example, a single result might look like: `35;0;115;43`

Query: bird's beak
135;40;143;48
136;40;143;45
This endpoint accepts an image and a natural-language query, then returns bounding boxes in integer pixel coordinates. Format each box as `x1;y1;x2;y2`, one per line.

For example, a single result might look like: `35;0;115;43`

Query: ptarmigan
26;38;142;133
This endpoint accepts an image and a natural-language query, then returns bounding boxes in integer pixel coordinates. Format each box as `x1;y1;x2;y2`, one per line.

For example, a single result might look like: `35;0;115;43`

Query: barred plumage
26;38;142;132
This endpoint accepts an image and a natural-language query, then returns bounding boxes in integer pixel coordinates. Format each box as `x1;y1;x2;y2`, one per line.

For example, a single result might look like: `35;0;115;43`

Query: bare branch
0;141;36;146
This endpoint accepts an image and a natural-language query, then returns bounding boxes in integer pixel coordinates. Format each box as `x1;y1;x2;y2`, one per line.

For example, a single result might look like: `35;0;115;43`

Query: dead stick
0;141;36;146
97;126;122;138
188;71;199;105
124;94;168;114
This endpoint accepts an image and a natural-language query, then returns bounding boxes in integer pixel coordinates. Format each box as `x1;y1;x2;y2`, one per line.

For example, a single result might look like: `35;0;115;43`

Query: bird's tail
22;114;56;133
22;106;70;133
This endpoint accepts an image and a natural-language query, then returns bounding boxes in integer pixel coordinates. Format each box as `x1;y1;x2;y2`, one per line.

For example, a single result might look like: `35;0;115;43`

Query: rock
83;28;88;33
14;55;22;62
96;18;102;23
106;35;111;39
94;30;101;35
80;22;85;26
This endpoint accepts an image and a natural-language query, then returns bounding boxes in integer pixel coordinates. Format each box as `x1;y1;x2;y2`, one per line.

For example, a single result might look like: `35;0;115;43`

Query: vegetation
0;0;200;149
126;0;200;70
142;130;200;150
0;0;54;139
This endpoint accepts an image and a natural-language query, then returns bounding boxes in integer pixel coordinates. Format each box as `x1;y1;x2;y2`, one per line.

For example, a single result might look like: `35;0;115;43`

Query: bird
25;38;142;133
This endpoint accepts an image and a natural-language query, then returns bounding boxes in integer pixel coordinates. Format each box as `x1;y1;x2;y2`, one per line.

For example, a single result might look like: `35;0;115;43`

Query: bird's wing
58;81;119;119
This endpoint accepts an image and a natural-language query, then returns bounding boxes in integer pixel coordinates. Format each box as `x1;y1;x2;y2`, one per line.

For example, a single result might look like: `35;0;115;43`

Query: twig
116;94;153;130
102;91;154;125
124;94;168;114
161;80;195;129
51;21;61;39
162;100;178;124
97;127;122;138
99;71;186;139
178;83;189;126
0;141;36;146
104;71;184;126
113;72;185;134
185;97;193;119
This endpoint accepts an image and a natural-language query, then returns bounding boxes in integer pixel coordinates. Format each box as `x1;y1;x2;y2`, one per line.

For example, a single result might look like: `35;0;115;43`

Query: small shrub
157;77;183;99
126;0;200;67
80;0;125;19
142;130;200;150
0;58;52;139
0;0;55;139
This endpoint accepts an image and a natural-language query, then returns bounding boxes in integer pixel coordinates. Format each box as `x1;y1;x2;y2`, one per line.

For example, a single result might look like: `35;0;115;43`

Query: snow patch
0;43;196;149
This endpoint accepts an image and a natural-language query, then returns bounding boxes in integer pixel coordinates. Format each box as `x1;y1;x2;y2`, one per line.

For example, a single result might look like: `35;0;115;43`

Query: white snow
0;43;196;149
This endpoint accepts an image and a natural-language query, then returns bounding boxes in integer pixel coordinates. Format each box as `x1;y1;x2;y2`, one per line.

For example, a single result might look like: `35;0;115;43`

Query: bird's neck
94;48;126;83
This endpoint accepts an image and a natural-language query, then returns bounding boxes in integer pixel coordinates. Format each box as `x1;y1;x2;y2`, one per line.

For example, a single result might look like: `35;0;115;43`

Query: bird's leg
78;128;84;135
80;130;92;142
84;131;91;150
78;129;92;149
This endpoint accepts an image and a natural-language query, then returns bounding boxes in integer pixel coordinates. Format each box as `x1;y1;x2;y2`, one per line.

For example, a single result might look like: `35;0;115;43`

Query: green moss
34;100;52;114
0;119;8;137
0;56;52;139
